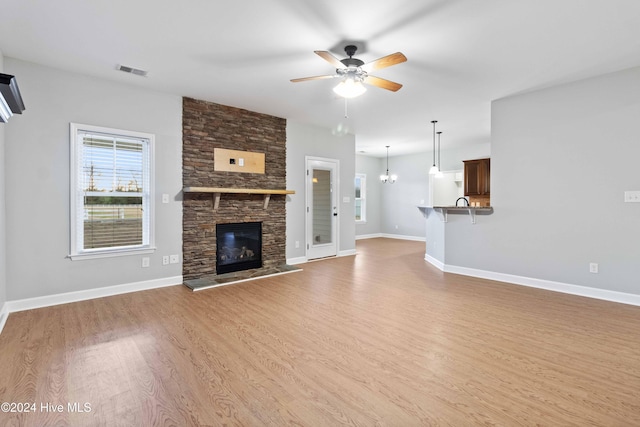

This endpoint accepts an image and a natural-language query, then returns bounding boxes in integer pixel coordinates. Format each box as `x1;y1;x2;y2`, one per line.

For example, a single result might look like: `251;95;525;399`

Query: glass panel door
306;158;338;260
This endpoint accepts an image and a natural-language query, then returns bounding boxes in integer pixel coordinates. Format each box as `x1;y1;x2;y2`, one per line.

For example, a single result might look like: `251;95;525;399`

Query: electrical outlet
162;193;169;204
170;254;180;264
239;158;244;166
624;191;640;203
589;263;599;274
295;241;300;248
142;257;150;268
162;255;169;265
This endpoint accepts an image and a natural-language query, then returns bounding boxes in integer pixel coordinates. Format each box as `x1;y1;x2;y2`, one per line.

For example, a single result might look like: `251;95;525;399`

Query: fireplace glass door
216;222;262;274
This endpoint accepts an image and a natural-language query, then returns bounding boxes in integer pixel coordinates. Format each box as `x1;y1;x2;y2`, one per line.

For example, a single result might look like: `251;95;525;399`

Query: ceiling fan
291;45;407;98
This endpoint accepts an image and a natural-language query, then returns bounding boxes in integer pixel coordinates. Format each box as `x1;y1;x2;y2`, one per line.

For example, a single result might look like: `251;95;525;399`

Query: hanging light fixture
380;145;397;184
333;74;367;98
429;120;439;174
436;131;444;178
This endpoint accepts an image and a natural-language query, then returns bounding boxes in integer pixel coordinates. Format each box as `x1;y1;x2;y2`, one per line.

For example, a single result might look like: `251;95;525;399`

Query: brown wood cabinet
463;158;490;197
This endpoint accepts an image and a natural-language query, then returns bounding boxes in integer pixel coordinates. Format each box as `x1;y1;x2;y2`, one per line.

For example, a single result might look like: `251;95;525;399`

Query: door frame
305;156;340;260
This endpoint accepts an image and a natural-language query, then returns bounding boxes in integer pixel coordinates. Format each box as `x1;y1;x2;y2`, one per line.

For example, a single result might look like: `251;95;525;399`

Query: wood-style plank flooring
1;238;639;426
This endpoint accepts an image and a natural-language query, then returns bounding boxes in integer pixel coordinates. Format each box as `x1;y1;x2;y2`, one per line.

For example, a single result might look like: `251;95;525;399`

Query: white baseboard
287;248;356;266
355;233;383;240
431;261;640;307
338;249;357;257
356;233;425;242
286;256;307;265
380;233;426;242
0;302;9;336
424;253;445;271
6;276;183;314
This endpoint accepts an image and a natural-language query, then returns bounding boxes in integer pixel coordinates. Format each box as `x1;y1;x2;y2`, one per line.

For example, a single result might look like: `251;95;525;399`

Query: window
355;174;366;223
70;123;154;259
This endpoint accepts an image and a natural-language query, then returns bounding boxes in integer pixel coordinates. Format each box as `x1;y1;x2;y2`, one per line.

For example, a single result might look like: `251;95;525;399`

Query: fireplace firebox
216;222;262;274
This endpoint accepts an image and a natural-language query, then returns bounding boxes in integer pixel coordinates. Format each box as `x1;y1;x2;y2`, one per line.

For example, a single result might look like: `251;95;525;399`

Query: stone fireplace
182;97;294;288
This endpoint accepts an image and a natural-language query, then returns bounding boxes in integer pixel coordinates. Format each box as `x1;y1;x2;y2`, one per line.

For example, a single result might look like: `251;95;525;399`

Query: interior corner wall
355;154;382;236
446;66;640;295
4;58;183;301
379;152;431;238
0;51;7;310
286;120;356;260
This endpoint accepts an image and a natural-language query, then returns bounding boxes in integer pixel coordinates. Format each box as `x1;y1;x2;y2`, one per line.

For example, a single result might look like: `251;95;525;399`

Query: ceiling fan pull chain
344;97;349;118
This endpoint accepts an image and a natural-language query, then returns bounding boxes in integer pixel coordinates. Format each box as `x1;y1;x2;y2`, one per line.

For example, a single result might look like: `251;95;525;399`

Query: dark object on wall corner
0;73;26;123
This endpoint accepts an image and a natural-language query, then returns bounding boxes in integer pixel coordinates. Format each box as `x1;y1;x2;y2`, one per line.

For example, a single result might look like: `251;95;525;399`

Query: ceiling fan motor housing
340;45;364;68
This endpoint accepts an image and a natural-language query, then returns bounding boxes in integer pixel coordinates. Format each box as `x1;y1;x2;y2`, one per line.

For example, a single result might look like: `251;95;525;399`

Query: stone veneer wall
182;97;287;280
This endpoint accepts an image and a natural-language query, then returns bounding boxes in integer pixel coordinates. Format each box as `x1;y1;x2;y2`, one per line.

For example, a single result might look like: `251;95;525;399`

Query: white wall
4;59;183;300
444;66;640;295
355;154;382;237
286;121;356;260
0;52;7;315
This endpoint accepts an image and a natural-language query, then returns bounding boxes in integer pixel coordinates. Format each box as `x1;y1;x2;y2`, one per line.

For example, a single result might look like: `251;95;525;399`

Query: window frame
355;173;367;224
69;123;155;260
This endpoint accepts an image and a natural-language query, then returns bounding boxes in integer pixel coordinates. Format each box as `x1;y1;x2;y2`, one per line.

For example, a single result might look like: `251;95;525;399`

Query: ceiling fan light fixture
333;77;367;98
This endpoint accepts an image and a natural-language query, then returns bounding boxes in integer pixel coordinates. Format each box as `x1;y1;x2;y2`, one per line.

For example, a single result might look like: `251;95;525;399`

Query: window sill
69;247;156;261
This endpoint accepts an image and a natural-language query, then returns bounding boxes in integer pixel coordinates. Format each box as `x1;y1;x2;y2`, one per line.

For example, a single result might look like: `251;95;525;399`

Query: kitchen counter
418;205;494;224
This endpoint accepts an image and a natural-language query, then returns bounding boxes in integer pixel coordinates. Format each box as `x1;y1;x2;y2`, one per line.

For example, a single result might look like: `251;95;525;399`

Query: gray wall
4;59;183;300
379;152;430;238
355;154;382;237
0;52;6;310
286;120;356;260
445;66;640;294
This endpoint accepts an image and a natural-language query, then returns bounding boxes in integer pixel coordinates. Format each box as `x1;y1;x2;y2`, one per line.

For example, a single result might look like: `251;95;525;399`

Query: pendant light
380;145;397;184
435;131;444;178
429;120;439;174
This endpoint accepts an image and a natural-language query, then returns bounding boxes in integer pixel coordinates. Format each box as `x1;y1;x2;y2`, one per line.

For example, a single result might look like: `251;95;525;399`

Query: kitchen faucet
456;197;469;207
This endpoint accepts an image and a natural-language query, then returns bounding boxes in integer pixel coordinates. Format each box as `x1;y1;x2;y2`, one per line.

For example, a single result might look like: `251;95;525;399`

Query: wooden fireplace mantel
183;187;295;210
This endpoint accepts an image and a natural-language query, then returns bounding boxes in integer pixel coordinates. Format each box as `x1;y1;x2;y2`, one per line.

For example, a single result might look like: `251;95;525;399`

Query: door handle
333;213;338;216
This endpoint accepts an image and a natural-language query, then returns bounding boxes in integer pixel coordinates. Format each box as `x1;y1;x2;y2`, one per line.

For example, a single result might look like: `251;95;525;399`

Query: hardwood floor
1;238;639;426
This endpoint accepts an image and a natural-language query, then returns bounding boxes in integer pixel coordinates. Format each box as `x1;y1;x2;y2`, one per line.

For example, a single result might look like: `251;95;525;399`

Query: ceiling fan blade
290;75;336;83
361;52;407;73
363;75;403;92
314;50;345;69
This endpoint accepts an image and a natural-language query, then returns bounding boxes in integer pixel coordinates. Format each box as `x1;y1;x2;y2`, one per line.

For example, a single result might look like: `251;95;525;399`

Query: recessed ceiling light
116;64;148;77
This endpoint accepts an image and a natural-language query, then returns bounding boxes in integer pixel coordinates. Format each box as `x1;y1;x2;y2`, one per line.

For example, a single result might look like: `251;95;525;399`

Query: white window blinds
70;124;154;259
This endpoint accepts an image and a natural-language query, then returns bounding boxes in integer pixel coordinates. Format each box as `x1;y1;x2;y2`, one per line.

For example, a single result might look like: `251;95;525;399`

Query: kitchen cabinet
463;158;490;197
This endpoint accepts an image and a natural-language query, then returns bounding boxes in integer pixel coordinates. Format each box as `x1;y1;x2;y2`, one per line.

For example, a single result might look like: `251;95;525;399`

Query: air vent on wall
0;73;26;123
116;64;148;77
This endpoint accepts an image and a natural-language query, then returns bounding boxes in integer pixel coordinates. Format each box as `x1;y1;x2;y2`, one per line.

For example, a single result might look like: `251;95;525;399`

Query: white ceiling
1;0;639;157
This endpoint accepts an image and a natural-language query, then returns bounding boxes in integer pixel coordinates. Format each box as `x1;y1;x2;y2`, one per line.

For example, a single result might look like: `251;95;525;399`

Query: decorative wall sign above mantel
213;148;265;174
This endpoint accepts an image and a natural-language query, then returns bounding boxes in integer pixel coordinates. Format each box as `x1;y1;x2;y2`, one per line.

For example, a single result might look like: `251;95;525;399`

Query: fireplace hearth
216;222;262;275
